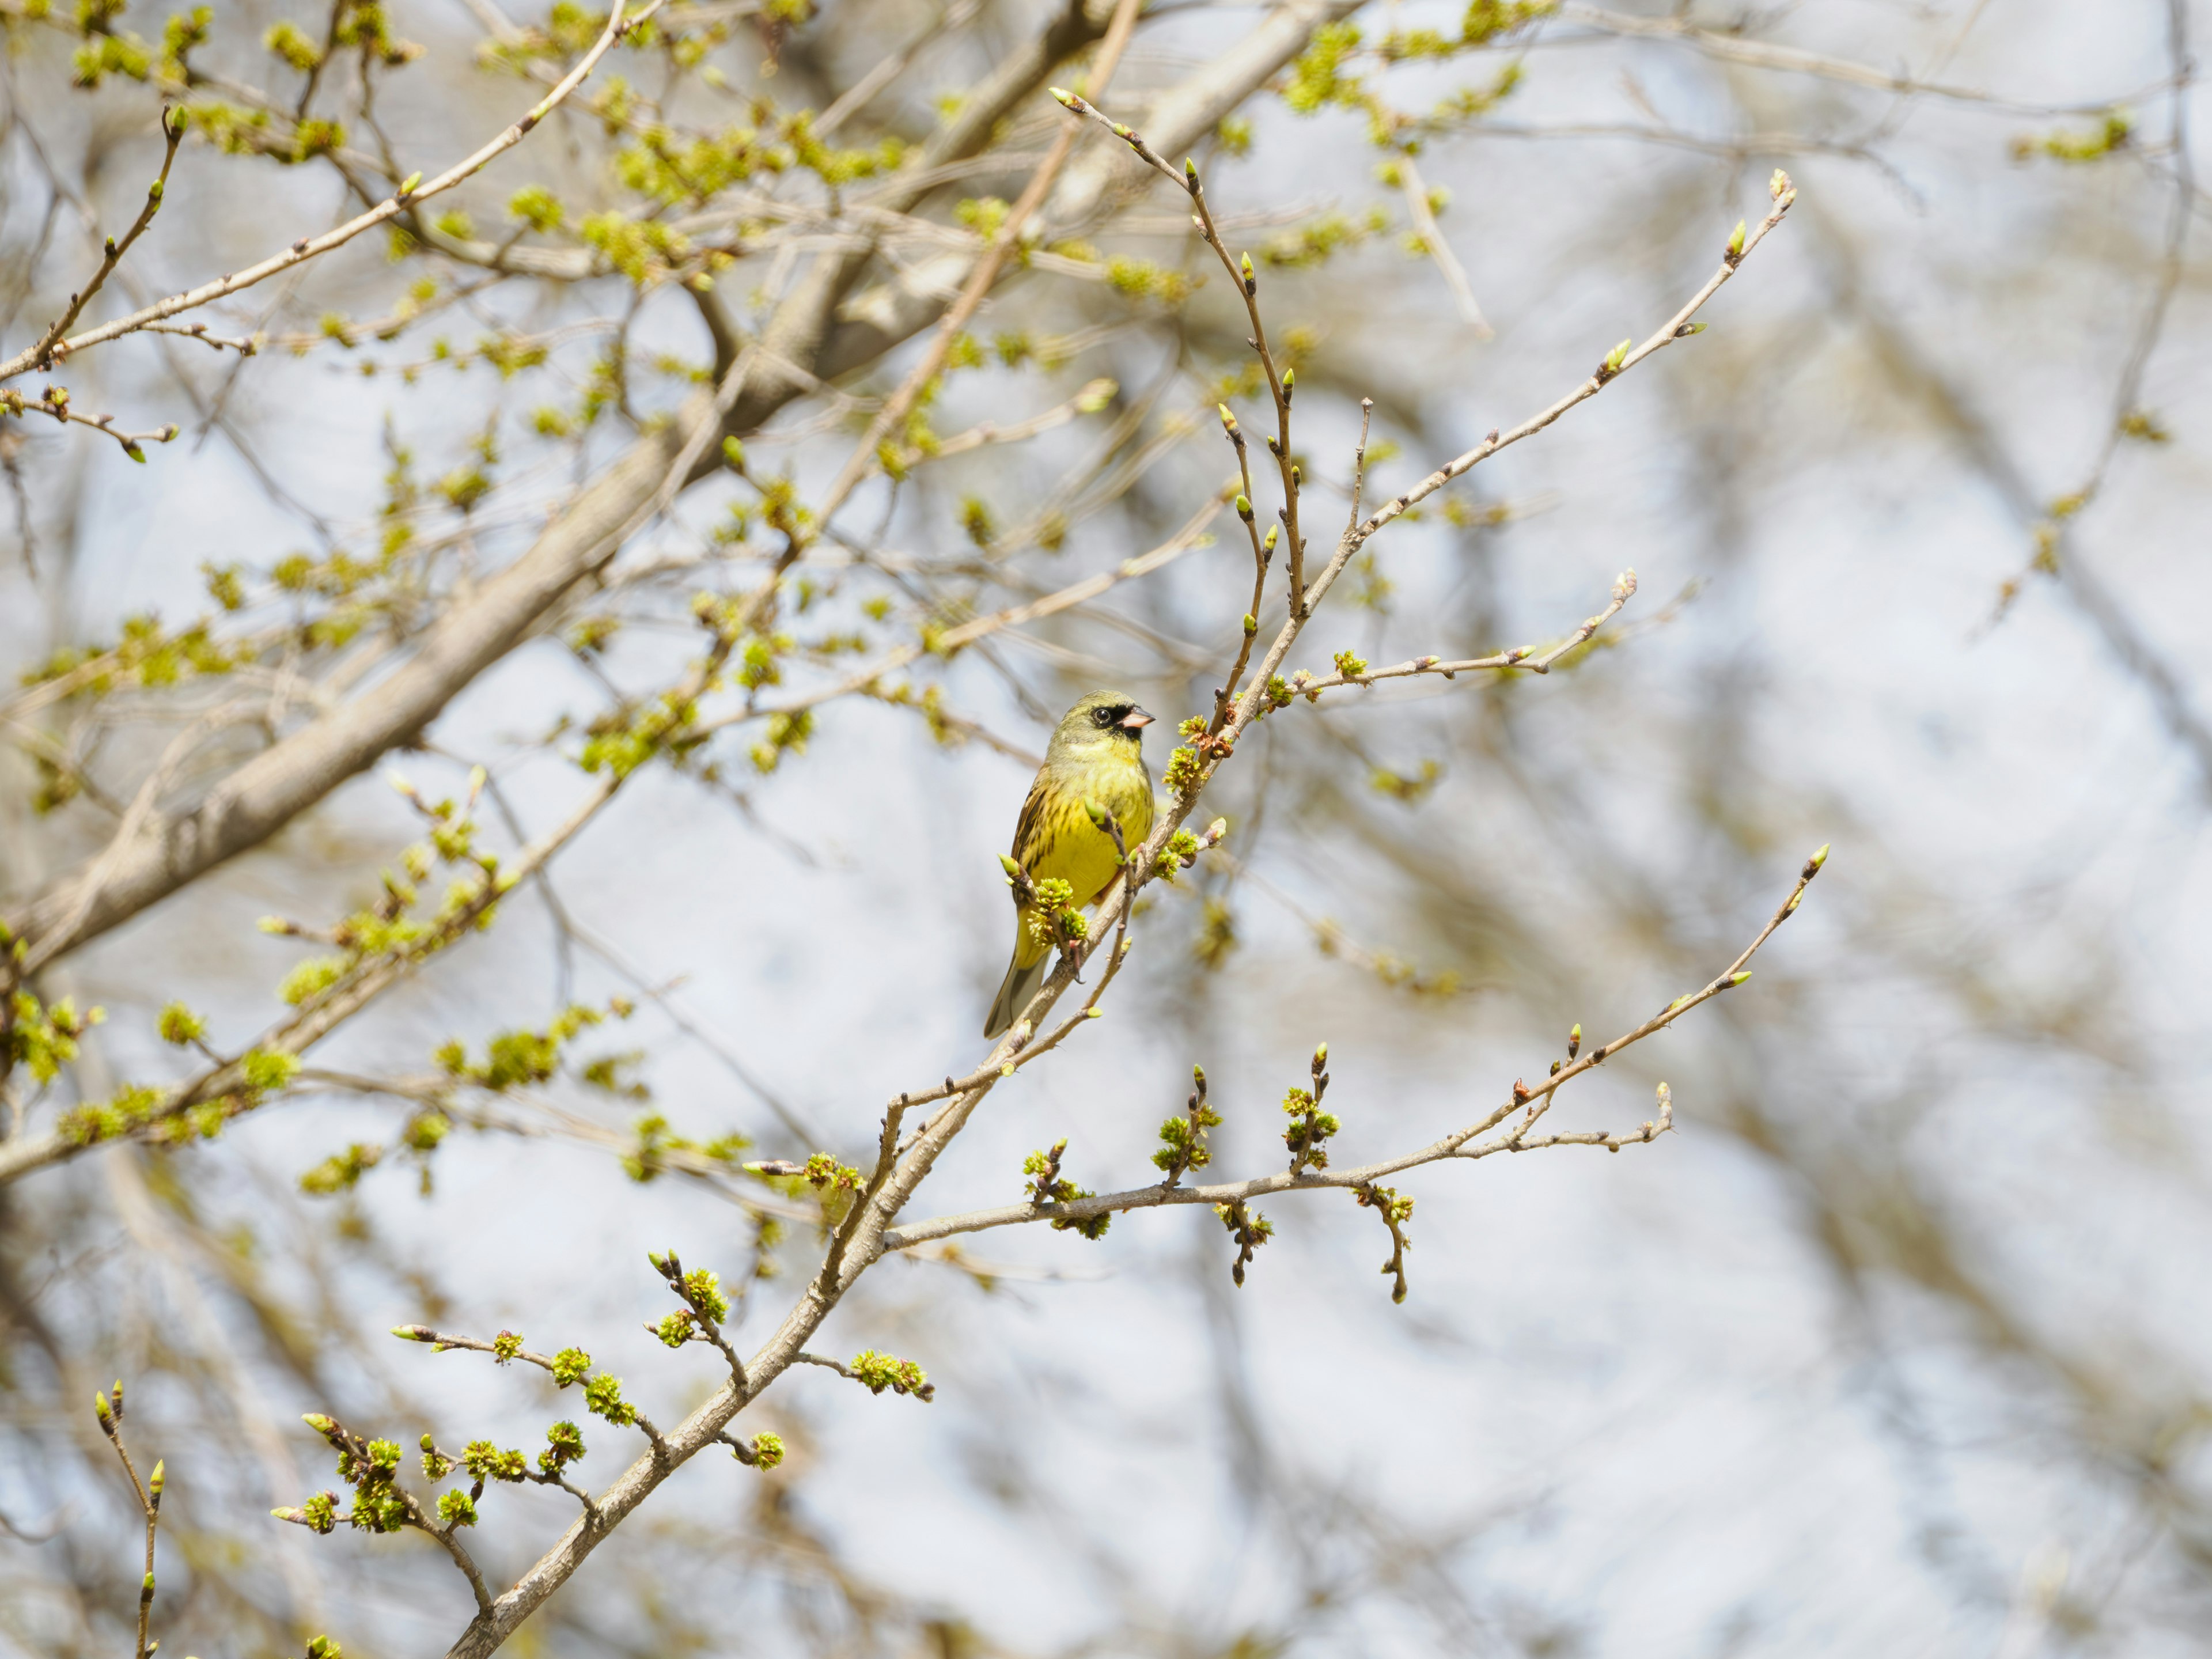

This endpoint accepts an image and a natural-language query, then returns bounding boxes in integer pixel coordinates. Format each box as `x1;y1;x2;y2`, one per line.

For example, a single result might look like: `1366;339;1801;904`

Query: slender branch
1324;176;1797;599
1392;154;1491;336
1285;570;1637;700
880;853;1824;1252
1208;400;1275;728
1054;89;1309;616
0;385;178;460
25;107;185;372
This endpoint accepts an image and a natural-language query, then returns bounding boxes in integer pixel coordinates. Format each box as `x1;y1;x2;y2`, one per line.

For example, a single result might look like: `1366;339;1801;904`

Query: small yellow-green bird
984;690;1157;1039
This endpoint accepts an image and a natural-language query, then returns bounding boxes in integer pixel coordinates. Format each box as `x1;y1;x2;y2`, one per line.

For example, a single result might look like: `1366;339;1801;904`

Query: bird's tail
983;952;1049;1040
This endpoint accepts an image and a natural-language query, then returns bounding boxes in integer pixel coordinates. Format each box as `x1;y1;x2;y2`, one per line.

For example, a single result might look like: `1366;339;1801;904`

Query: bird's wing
1009;775;1055;891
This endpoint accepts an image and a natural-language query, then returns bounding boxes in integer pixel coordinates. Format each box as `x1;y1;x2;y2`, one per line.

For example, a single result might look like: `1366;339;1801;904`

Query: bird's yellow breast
1009;749;1155;966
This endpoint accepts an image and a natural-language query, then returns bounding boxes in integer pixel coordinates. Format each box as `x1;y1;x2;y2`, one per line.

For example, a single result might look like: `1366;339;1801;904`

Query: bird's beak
1120;706;1154;729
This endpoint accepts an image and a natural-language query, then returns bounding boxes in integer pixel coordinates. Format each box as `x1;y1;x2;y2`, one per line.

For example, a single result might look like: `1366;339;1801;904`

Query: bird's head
1049;689;1153;762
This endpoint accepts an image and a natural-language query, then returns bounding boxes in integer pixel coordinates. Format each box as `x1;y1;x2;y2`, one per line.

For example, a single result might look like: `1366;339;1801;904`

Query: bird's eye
1092;706;1114;726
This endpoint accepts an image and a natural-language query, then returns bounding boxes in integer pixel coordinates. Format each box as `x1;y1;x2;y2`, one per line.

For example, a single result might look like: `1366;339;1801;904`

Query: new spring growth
1283;1041;1339;1172
1217;403;1240;440
1234;493;1254;522
1726;219;1747;262
1781;842;1830;916
1567;1022;1582;1060
1215;1199;1274;1287
1770;167;1797;206
1027;877;1086;949
1024;1138;1109;1237
399;171;422;197
1281;367;1295;405
850;1349;935;1399
1154;1063;1222;1186
1240;251;1256;295
1263;524;1279;557
1598;338;1631;382
1355;1182;1415;1304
